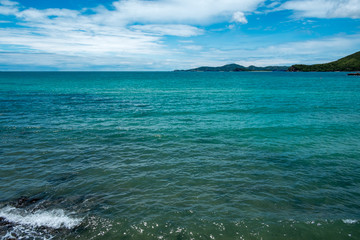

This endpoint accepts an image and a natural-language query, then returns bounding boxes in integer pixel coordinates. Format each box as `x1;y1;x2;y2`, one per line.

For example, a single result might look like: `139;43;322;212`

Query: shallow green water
1;72;360;239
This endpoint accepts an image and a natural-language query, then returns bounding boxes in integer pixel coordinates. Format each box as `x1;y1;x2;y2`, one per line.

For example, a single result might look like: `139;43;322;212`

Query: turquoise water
1;72;360;239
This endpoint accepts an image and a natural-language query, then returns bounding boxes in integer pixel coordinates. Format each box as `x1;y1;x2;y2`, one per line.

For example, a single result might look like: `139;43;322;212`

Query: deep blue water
1;72;360;239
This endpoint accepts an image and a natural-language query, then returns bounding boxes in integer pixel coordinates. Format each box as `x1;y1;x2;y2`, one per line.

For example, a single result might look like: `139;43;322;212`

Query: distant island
175;51;360;72
175;64;289;72
288;51;360;72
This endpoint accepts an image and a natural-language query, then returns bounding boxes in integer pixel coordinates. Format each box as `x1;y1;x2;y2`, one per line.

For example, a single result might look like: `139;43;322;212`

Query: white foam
342;219;358;224
1;224;53;240
0;206;82;229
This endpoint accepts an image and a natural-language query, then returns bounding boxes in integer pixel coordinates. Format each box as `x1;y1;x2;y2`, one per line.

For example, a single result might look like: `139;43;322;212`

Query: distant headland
175;51;360;72
288;51;360;72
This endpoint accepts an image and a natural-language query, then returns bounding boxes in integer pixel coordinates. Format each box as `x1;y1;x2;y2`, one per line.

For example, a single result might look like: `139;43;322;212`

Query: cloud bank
280;0;360;19
0;0;359;70
0;0;264;69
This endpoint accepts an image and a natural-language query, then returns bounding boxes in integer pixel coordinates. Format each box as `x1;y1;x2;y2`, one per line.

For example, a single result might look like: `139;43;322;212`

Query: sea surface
1;72;360;239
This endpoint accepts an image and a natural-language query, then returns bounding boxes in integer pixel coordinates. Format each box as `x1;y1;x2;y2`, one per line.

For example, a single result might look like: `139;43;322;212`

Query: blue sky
0;0;359;70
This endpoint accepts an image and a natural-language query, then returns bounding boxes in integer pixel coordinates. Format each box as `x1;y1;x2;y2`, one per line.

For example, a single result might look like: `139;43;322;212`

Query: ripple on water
1;72;360;239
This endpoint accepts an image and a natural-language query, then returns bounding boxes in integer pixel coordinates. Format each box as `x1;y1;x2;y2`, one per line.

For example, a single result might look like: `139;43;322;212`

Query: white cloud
0;0;17;6
0;0;358;70
0;27;165;56
0;0;266;70
263;35;360;57
0;51;171;70
232;11;248;24
266;1;281;8
0;0;18;15
178;40;194;43
183;45;203;51
198;33;360;67
131;24;204;37
108;0;263;25
17;8;79;22
280;0;360;19
1;33;359;70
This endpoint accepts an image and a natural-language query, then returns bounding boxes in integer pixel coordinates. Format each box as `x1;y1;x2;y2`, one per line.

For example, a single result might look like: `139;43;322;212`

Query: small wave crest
342;219;358;224
0;206;82;229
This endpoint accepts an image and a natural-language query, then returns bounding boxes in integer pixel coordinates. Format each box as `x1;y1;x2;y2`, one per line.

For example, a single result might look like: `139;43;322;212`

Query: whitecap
342;219;358;224
0;206;82;229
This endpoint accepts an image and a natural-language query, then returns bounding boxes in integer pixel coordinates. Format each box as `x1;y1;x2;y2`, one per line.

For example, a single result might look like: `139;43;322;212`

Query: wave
0;206;82;229
342;219;358;224
0;206;82;240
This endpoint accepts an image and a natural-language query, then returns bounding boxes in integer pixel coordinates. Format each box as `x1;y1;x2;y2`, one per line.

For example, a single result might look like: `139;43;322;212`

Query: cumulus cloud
231;11;248;24
108;0;262;24
280;0;360;19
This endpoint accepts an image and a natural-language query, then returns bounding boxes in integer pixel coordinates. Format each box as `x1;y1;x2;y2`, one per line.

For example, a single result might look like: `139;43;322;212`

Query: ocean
1;72;360;239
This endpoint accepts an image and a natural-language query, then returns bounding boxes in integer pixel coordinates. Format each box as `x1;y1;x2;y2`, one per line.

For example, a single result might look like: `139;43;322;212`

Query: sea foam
0;206;82;229
342;219;358;224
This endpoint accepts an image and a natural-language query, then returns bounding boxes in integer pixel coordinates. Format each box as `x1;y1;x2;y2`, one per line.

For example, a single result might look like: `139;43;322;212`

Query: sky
0;0;359;70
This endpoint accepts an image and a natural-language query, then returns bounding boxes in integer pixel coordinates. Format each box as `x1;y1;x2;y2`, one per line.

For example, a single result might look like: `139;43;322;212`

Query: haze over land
0;0;359;70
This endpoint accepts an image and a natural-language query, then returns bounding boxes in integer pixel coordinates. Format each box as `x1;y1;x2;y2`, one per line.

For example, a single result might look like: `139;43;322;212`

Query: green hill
288;51;360;72
176;64;288;72
188;63;247;72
